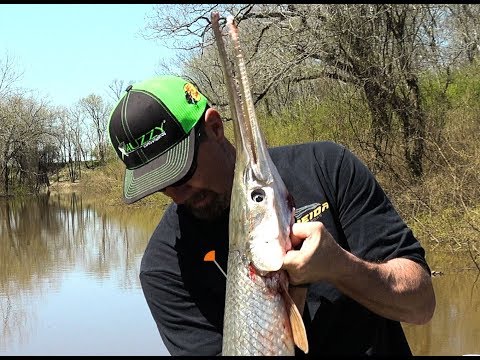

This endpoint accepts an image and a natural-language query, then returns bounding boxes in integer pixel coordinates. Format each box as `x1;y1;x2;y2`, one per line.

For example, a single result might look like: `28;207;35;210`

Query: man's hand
281;221;436;324
282;221;343;285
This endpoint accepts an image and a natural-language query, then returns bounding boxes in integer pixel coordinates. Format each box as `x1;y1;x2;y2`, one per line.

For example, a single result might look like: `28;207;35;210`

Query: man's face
161;131;234;221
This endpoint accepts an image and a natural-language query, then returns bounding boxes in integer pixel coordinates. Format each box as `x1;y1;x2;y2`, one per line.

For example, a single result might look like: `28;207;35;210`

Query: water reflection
0;193;166;355
1;193;479;355
404;271;480;356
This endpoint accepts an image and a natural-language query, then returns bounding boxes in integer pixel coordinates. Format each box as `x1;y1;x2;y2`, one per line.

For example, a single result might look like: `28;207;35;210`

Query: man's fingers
291;222;322;247
290;223;310;248
289;222;322;258
285;221;325;285
292;222;320;237
283;249;300;268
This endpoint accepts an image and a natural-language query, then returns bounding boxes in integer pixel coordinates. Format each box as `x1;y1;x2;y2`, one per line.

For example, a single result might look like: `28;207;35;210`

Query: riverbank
48;163;171;210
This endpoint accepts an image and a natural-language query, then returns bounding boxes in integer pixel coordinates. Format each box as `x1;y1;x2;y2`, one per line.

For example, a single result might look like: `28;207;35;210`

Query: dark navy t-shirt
139;141;430;356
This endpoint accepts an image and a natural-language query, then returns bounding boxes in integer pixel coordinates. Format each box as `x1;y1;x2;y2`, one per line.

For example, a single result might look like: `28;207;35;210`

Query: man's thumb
282;249;300;270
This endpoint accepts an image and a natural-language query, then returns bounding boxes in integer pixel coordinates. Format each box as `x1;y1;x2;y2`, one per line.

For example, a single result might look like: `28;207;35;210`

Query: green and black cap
108;75;208;204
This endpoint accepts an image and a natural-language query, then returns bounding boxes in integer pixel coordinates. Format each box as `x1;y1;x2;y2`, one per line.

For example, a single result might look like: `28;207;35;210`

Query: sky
0;4;176;108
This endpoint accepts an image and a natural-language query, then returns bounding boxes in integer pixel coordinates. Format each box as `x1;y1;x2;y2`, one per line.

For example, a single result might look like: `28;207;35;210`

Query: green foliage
445;65;480;105
420;63;480;134
258;83;372;150
9;184;31;197
411;205;480;256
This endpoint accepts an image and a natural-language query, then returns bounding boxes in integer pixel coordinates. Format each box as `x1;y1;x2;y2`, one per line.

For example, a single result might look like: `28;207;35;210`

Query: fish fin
288;285;307;317
281;282;309;354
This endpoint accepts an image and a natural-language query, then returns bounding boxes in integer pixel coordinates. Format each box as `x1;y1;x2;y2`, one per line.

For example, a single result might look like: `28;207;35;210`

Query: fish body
222;256;295;355
211;13;308;356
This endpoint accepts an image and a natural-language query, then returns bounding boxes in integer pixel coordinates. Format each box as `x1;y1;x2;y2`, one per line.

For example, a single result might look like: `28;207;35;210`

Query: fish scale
222;252;295;355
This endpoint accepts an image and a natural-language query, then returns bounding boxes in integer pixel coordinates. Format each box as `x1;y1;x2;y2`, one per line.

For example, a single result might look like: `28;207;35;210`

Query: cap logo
117;120;167;159
184;83;201;104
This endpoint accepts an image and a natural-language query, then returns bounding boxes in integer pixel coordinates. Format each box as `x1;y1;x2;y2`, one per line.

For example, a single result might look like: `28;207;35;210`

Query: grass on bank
49;159;171;210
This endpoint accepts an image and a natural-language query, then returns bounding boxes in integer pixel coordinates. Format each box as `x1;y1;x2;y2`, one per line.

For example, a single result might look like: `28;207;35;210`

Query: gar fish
211;12;309;356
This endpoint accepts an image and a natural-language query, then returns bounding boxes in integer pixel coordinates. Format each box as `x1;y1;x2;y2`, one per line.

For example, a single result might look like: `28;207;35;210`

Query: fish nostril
251;189;265;202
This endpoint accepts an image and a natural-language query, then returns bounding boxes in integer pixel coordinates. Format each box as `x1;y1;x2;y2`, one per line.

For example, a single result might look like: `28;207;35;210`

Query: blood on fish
248;263;256;280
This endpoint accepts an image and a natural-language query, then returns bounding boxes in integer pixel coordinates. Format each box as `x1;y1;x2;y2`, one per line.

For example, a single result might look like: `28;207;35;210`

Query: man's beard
184;189;230;221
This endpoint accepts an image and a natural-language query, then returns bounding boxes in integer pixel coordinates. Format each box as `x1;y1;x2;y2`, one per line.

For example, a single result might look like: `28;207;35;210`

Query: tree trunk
393;74;425;179
363;81;393;173
3;161;9;195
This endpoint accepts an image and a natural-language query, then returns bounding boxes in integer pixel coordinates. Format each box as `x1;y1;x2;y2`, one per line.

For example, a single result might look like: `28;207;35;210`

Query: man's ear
204;107;224;140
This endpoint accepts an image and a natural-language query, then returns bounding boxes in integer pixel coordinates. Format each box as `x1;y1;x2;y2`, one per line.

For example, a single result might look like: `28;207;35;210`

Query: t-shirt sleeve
332;145;430;272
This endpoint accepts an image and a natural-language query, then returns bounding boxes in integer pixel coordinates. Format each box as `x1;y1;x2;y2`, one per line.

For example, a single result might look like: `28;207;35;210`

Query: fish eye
251;189;265;203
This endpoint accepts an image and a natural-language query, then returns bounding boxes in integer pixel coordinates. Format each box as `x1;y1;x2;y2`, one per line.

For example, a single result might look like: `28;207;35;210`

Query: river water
0;193;478;356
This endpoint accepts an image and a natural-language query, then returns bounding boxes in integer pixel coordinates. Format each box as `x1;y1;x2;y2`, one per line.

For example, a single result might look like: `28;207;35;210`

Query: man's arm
282;221;436;325
282;142;435;325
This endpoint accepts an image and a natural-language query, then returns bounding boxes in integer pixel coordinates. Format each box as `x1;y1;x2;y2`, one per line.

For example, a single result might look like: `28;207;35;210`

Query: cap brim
122;129;196;204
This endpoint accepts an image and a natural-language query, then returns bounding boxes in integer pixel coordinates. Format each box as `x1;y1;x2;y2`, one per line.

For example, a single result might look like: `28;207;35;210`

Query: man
108;75;435;356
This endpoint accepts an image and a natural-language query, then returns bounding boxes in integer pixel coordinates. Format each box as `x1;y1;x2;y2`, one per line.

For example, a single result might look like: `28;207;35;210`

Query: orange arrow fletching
204;250;216;262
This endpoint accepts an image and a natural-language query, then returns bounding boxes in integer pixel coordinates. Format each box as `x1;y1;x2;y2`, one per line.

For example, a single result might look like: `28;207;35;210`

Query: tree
107;79;136;103
78;94;111;165
0;94;57;194
0;52;23;98
142;4;456;179
446;4;480;65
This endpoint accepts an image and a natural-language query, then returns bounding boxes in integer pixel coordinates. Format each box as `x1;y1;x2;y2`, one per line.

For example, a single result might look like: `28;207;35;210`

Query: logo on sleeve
295;202;330;223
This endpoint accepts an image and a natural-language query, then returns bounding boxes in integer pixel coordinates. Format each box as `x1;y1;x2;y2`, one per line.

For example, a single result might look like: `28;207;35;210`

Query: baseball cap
108;75;209;204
